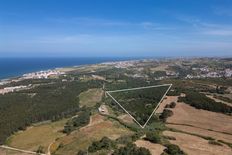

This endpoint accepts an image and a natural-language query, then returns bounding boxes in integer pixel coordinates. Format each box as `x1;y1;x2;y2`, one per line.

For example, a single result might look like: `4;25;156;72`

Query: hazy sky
0;0;232;57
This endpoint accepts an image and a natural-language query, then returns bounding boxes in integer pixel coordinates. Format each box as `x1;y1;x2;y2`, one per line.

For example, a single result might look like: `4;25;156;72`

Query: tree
162;144;186;155
144;132;161;143
159;109;173;122
113;143;151;155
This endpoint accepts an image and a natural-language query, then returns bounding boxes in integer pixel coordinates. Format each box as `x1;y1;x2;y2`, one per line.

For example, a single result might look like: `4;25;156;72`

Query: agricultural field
6;118;67;153
164;131;232;155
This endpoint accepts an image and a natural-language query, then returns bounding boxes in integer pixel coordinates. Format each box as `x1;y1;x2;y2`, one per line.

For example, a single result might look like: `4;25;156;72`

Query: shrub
162;144;186;155
165;102;176;109
208;140;223;146
88;137;115;152
169;102;176;108
159;109;173;122
77;150;87;155
113;143;151;155
144;132;161;143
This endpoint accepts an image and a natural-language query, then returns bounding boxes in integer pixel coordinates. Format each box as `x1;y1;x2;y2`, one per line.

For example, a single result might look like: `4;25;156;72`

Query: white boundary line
106;84;172;128
0;145;46;155
107;84;171;93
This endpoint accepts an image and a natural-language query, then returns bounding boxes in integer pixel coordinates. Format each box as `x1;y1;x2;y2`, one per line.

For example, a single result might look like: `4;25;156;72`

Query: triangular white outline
106;84;172;128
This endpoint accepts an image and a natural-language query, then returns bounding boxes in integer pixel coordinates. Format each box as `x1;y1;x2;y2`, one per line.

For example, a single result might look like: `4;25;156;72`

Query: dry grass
117;114;134;124
167;124;232;143
167;102;232;134
158;95;232;154
6;119;67;153
0;148;32;155
164;131;232;155
150;65;168;72
79;88;103;107
135;140;165;155
54;114;134;155
155;96;178;113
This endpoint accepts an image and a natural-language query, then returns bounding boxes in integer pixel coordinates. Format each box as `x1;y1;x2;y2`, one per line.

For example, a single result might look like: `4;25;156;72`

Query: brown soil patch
167;102;232;134
164;131;232;155
117;114;134;124
135;140;165;155
54;114;133;155
89;114;105;126
156;96;178;113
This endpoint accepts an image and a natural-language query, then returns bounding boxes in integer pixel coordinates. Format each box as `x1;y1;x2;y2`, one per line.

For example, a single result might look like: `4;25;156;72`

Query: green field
79;88;103;107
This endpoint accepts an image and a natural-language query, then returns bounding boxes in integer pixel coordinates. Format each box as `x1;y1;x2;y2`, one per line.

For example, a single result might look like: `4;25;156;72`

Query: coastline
0;58;141;85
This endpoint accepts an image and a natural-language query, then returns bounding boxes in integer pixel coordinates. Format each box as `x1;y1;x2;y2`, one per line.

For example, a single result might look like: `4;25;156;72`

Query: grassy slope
6;119;67;153
79;88;103;107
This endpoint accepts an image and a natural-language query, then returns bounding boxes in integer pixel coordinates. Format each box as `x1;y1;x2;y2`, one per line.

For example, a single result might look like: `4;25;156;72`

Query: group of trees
0;79;101;144
144;131;161;143
178;91;232;115
85;136;151;155
159;109;174;122
112;143;151;155
162;144;186;155
63;107;91;134
165;102;176;108
88;137;115;152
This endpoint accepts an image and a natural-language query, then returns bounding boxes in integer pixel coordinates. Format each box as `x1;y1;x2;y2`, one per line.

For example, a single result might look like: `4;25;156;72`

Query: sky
0;0;232;57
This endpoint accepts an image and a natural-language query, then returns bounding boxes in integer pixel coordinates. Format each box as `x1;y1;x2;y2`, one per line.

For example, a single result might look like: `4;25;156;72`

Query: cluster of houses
22;70;64;79
0;85;30;95
186;67;232;79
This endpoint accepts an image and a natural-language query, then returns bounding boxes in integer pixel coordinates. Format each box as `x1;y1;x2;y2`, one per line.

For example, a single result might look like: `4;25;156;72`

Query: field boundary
106;84;172;128
0;145;46;155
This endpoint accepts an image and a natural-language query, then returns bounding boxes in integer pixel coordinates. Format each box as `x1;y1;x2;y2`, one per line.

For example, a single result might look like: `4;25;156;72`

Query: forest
108;85;170;125
178;91;232;115
0;79;102;144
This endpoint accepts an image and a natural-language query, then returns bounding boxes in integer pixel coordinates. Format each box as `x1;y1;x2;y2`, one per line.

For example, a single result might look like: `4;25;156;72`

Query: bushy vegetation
144;131;161;143
159;109;174;122
116;132;143;144
0;80;101;144
77;150;87;155
178;91;232;115
88;137;115;152
165;102;176;108
63;107;91;134
162;144;186;155
112;143;151;155
208;140;223;146
213;95;232;104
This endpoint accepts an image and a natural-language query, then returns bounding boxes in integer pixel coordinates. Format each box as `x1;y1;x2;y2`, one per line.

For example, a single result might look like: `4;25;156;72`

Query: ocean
0;57;135;80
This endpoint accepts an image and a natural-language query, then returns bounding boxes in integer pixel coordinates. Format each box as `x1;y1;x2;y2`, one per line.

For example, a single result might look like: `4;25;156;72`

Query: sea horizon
0;57;144;80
